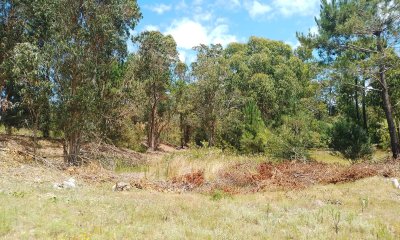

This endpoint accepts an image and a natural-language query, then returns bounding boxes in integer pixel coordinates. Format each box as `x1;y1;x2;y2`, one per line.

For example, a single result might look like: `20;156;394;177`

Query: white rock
53;178;77;189
63;178;76;188
53;183;63;189
314;199;325;207
391;178;400;189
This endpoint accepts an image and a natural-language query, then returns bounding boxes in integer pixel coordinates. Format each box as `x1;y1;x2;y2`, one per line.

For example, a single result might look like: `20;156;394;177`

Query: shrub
265;113;326;161
376;121;391;150
330;119;372;160
239;101;268;154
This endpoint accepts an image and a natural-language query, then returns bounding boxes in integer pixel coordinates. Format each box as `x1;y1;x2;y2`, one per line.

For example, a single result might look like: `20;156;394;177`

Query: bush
376;121;391;150
265;113;327;161
330;119;372;160
239;101;268;154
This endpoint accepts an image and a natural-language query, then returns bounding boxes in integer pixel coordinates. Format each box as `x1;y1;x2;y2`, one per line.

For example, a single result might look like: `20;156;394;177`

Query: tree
12;43;51;159
130;31;178;151
50;0;141;165
331;118;372;160
301;0;400;158
240;101;268;154
172;62;192;148
225;37;311;125
0;0;26;132
192;44;229;147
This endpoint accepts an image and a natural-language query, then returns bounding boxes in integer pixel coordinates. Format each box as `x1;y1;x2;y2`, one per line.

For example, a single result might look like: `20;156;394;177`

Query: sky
131;0;321;63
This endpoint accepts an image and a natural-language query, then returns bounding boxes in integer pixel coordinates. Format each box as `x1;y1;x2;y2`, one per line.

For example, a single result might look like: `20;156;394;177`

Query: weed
375;222;393;240
11;191;25;198
359;196;369;213
330;208;341;234
265;203;271;220
210;189;232;201
315;208;325;224
0;210;11;236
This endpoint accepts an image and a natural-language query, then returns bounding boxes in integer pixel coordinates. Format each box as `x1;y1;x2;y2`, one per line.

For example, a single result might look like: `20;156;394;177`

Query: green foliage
240;101;268;154
210;190;232;201
129;31;178;150
376;121;391;150
299;0;400;158
265;113;330;161
192;44;228;147
330;119;372;160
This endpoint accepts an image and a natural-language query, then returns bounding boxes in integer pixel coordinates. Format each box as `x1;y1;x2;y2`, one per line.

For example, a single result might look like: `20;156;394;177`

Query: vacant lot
0;136;400;239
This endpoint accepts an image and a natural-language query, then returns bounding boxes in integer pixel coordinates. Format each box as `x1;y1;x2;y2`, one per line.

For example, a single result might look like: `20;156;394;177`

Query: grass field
0;136;399;239
1;171;400;239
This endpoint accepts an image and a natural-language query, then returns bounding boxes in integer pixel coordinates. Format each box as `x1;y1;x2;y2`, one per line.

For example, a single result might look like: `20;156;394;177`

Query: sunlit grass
0;173;399;239
137;148;270;181
310;150;351;166
310;149;392;166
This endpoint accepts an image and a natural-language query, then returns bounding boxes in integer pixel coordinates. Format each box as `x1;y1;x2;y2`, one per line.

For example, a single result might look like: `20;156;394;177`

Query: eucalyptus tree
172;61;192;148
300;0;400;158
192;44;229;147
12;43;51;158
0;0;25;131
50;0;141;165
130;31;178;151
225;37;311;125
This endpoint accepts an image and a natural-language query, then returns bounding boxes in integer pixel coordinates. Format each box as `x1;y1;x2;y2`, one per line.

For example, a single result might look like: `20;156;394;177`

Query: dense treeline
1;0;400;165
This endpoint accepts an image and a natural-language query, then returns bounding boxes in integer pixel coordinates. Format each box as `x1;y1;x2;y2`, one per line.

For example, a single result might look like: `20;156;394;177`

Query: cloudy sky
132;0;320;63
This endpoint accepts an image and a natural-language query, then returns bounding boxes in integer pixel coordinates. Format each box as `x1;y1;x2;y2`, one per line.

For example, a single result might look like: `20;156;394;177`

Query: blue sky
132;0;320;63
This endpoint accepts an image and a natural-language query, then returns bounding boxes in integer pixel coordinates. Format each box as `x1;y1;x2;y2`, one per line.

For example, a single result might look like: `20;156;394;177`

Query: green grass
310;150;351;166
310;149;392;166
1;171;400;239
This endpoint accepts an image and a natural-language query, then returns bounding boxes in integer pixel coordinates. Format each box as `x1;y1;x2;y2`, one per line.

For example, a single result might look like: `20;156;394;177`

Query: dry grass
1;136;400;239
1;166;400;239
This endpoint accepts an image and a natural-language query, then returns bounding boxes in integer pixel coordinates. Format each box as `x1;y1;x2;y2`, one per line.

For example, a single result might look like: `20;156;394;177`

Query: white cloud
178;49;186;62
216;0;241;9
144;25;159;31
285;40;300;49
244;0;272;19
175;0;188;10
177;49;197;63
194;11;213;22
309;25;319;35
165;19;209;49
209;25;238;46
147;4;172;14
193;0;204;5
272;0;319;16
165;18;237;50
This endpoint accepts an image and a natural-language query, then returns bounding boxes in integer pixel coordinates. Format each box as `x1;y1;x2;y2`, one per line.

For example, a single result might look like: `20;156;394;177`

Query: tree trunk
208;121;215;147
64;131;81;166
354;77;360;124
184;125;190;147
377;34;400;159
362;78;368;133
33;114;38;162
398;119;400;144
41;101;50;138
179;113;184;148
148;101;157;151
381;83;399;158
